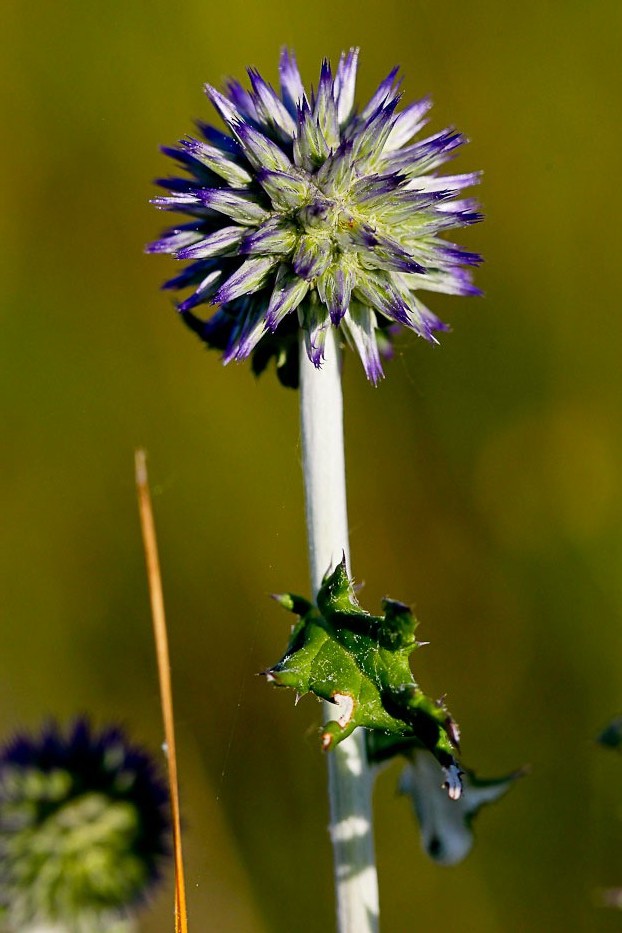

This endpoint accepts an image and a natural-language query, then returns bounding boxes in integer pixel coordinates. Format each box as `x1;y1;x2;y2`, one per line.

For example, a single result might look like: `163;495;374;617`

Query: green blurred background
2;1;622;930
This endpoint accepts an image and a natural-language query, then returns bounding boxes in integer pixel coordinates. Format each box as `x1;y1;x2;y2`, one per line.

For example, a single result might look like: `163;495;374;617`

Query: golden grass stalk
135;449;188;933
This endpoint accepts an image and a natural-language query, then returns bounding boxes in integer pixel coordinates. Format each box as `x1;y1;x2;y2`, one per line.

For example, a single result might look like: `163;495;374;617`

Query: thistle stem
299;329;379;933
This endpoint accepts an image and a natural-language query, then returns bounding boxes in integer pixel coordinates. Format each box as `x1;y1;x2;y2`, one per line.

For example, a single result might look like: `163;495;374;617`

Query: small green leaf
264;558;461;791
597;716;622;750
398;748;524;865
367;732;525;863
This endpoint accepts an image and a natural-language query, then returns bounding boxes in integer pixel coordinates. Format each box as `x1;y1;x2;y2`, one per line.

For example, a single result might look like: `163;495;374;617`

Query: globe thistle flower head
149;49;483;386
0;719;170;931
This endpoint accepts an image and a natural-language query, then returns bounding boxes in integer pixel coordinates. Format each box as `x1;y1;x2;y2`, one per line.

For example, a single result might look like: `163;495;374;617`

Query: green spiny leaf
264;558;461;791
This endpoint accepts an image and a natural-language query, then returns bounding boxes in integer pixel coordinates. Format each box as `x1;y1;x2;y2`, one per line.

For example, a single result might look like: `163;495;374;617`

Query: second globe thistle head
149;49;483;386
0;720;170;931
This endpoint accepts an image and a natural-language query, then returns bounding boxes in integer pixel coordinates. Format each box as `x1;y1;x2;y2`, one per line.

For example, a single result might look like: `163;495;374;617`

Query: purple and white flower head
149;49;482;386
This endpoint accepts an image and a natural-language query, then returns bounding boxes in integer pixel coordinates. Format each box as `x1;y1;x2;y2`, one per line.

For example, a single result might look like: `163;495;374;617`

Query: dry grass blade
135;449;189;933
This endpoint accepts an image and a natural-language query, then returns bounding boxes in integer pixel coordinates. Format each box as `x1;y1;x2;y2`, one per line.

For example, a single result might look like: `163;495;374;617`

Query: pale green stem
299;329;379;933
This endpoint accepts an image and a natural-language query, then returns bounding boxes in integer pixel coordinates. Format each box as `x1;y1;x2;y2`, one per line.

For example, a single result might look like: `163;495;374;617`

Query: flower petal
256;167;313;210
383;96;432;151
225;79;260;123
405;170;482;194
146;223;203;254
177;269;222;311
317;263;356;324
349;171;403;202
437;242;484;267
204;83;241;129
163;258;220;292
223;300;268;362
248;68;297;137
279;48;307;116
292;234;333;280
233;121;293;173
353;270;411;325
342;302;384;384
436;198;484;225
214;256;279;304
239;217;298;256
388;129;466;176
151;193;202;210
313;59;339;150
370;189;442;224
299;300;330;367
180;138;252;186
314;139;354;195
198;188;269;226
266;265;310;330
408;294;450;341
195;122;241;155
334;48;359;124
352;99;399;171
293;98;330;170
178;225;246;260
402;267;483;297
352;226;427;274
358;66;401;122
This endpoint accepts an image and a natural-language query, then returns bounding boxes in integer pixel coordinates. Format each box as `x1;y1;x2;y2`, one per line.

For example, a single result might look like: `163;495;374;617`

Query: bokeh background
2;2;622;930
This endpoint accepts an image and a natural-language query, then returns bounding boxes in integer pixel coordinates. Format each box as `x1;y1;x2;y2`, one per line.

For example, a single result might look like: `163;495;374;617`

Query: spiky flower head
0;720;169;931
149;49;482;386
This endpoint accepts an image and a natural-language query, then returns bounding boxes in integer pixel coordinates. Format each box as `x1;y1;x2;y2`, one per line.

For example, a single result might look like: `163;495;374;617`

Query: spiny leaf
264;557;461;795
